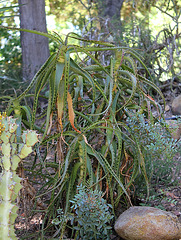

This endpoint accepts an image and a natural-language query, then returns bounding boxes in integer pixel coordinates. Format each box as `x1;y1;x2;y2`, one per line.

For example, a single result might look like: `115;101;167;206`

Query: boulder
166;120;181;140
114;206;181;240
172;95;181;115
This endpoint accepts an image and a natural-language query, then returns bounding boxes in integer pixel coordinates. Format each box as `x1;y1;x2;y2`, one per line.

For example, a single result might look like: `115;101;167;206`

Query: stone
114;206;181;240
165;104;170;112
166;120;181;140
172;95;181;115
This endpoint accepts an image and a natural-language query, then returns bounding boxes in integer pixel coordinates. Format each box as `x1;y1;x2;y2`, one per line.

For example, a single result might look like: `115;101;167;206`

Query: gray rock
172;95;181;115
114;206;181;240
166;120;181;140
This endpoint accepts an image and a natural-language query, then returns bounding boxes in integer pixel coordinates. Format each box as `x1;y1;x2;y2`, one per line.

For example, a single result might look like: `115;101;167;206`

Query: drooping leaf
67;92;81;134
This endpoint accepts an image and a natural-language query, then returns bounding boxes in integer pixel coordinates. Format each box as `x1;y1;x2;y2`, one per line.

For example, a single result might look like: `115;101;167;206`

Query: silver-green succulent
0;114;38;239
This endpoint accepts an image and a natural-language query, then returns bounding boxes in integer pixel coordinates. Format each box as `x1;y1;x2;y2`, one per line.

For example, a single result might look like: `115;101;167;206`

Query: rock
165;104;170;112
166;120;181;140
172;95;181;115
114;206;181;240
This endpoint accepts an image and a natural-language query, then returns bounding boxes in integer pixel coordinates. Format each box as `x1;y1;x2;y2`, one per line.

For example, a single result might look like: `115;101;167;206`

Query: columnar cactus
0;113;38;239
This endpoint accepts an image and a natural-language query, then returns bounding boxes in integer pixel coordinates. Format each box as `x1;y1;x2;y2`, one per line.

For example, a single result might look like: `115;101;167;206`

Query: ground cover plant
0;26;173;239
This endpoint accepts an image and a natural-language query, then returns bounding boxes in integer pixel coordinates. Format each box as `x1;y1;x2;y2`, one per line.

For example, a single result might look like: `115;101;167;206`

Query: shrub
126;113;180;194
70;185;113;240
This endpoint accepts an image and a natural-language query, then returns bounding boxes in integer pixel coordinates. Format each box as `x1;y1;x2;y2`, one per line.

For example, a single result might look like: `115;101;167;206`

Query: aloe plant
0;113;38;239
0;26;166;238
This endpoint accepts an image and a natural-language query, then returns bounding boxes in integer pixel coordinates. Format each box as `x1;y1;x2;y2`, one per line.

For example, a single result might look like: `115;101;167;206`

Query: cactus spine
0;113;38;239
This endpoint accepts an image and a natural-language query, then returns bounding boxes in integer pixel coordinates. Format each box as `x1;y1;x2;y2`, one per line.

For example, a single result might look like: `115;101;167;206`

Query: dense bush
126;114;180;195
52;185;113;239
70;185;113;240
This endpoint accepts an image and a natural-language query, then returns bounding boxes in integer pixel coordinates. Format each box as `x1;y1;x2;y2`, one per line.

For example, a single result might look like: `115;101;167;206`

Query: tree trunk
97;0;124;38
101;0;124;20
18;0;49;82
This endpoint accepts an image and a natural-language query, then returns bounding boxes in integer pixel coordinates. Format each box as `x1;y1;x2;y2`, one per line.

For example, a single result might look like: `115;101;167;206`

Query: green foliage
139;187;179;211
0;1;20;20
0;2;22;97
52;185;113;239
52;208;74;228
0;113;38;240
70;185;113;240
126;113;180;193
46;0;96;31
0;1;180;238
0;27;166;238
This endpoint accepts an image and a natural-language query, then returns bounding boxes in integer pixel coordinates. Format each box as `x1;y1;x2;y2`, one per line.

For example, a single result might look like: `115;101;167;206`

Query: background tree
76;0;181;85
97;0;124;31
18;0;49;81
